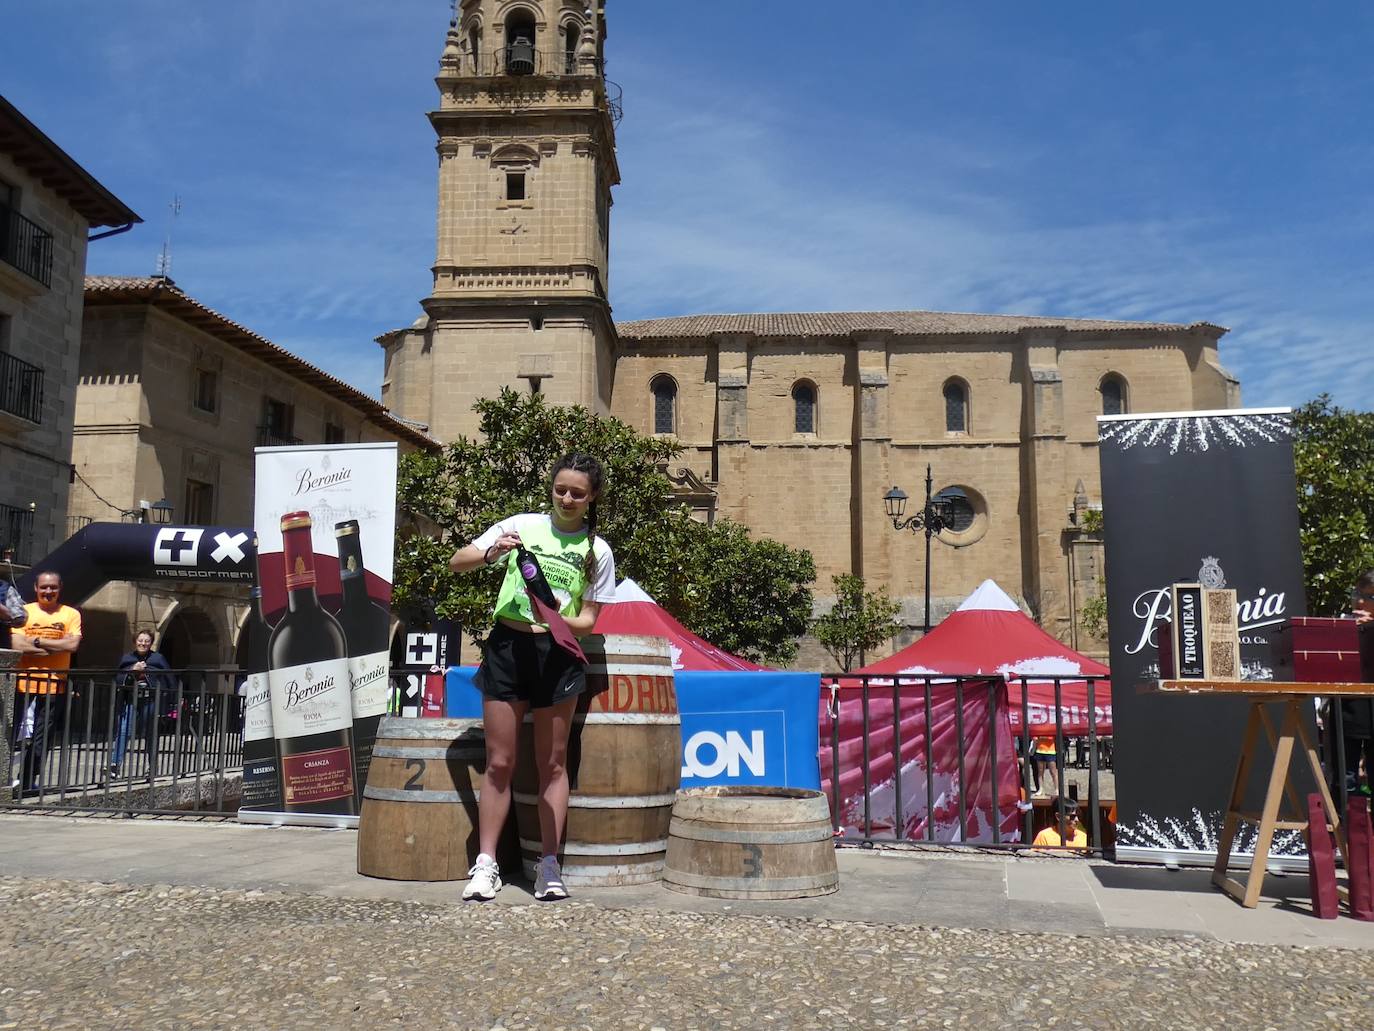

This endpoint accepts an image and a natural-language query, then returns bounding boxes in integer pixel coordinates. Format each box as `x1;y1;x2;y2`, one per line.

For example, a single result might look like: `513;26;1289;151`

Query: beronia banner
242;442;398;826
1097;408;1310;864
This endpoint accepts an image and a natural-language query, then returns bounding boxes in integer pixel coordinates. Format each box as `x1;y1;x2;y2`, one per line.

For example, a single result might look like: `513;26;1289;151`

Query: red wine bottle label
243;671;274;743
349;650;390;719
268;657;353;738
280;745;354;806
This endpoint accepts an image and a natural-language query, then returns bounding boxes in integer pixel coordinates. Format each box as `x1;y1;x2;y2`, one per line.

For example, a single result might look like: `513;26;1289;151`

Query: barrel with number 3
357;716;514;880
663;786;839;899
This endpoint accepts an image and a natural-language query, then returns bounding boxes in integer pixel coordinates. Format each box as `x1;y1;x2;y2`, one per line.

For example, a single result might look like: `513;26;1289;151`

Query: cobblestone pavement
1;877;1370;1030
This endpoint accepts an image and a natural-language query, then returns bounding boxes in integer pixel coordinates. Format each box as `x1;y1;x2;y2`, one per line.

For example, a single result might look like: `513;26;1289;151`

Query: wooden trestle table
1153;679;1374;909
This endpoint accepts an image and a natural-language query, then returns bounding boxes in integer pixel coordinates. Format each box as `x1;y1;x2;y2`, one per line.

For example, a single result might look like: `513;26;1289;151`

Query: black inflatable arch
17;522;256;605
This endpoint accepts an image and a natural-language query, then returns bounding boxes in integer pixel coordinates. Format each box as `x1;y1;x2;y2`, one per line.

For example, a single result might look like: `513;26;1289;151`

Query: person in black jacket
1333;570;1374;804
111;630;174;779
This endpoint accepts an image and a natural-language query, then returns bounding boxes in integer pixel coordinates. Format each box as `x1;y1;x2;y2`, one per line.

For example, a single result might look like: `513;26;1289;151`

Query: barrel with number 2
357;716;514;881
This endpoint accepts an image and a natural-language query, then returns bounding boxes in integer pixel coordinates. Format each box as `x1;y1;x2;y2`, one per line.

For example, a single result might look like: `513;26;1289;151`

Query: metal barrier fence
6;667;243;815
823;673;1110;855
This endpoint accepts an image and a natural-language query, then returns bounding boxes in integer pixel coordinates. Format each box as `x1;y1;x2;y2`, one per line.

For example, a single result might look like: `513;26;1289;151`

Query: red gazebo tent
855;579;1112;735
594;579;768;672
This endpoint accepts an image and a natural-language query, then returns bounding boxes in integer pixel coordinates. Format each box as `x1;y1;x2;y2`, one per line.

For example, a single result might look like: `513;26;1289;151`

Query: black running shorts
474;621;585;709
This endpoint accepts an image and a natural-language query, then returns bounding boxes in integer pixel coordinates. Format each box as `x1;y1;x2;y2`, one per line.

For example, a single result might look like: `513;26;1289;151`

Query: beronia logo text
244;677;271;711
1127;584;1288;655
284;671;338;708
351;662;388;691
294;466;352;495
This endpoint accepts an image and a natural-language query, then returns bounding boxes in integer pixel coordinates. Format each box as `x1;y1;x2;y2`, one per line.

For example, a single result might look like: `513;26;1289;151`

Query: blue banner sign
446;667;821;789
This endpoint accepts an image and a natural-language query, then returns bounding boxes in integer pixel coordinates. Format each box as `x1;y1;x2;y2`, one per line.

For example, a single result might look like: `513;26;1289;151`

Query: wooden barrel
513;634;681;886
357;717;516;881
663;786;840;899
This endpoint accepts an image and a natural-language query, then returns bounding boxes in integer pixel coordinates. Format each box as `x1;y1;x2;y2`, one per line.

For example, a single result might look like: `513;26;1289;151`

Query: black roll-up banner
1097;408;1311;864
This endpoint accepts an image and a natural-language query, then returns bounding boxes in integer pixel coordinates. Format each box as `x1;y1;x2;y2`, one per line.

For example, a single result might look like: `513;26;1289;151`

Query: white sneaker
462;854;502;901
534;854;568;901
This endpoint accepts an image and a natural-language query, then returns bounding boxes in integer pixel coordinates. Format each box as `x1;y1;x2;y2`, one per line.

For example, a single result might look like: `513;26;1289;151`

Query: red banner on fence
820;677;1022;843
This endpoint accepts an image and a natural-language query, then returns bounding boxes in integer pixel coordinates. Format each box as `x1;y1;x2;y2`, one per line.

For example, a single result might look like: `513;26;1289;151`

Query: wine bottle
516;546;561;609
239;577;281;812
334;519;390;802
267;511;357;815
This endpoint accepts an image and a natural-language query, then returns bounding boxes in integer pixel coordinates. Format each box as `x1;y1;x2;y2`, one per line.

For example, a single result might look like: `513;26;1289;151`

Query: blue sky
6;1;1372;409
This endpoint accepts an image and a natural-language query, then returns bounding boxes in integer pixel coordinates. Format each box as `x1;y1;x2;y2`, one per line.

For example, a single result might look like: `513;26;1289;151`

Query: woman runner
448;454;615;901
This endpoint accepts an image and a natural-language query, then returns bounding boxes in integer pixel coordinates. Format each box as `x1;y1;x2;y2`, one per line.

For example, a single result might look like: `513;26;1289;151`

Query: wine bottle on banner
239;578;282;812
334;519;390;801
267;511;357;815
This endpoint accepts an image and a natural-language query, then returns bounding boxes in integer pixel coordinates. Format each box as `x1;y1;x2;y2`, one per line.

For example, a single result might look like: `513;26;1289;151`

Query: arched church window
793;381;817;434
1101;374;1127;416
563;21;580;73
943;379;968;433
651;375;677;435
504;8;537;75
467;24;482;72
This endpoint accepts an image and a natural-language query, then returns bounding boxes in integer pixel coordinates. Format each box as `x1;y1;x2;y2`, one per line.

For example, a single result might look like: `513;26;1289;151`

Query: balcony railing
0;202;54;287
1;501;35;565
257;425;302;448
455;48;623;125
0;349;44;424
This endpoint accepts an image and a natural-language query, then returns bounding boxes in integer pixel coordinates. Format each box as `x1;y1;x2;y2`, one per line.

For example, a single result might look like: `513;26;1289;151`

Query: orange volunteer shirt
17;602;82;694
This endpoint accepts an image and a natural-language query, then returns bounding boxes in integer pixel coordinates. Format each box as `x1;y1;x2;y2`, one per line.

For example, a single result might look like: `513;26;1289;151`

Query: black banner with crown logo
1097;408;1312;863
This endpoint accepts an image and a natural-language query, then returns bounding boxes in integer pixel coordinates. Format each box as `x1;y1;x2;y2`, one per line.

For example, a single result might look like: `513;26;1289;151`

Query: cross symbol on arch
154;528;204;567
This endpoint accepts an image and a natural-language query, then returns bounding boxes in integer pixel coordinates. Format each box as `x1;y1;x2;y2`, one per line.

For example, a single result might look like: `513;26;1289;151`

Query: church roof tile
615;310;1226;341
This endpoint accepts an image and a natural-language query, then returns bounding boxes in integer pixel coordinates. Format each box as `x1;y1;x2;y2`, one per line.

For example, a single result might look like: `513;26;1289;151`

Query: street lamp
127;498;175;524
884;464;955;634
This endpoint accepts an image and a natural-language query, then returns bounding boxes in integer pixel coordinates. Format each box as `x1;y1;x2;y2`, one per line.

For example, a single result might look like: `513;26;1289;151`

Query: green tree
663;518;817;667
812;573;902;671
394;388;816;666
1293;395;1374;615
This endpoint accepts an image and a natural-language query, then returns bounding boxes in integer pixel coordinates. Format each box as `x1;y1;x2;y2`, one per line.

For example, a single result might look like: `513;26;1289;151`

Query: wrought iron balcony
257;425;302;448
0;349;44;424
0;202;54;287
1;502;35;565
455;48;623;125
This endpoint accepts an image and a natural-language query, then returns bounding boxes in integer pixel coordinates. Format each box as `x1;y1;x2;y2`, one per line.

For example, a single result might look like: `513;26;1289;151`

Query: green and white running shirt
472;513;616;625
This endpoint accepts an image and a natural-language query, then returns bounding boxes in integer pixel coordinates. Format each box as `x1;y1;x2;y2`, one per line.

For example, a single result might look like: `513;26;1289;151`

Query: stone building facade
69;276;434;668
612;313;1237;666
379;2;1240;666
0;96;139;570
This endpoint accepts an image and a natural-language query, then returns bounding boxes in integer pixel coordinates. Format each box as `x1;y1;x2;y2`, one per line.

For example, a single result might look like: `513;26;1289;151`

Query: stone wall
0;152;93;562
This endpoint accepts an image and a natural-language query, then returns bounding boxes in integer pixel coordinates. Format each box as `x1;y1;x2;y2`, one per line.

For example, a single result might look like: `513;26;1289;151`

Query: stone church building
378;1;1239;664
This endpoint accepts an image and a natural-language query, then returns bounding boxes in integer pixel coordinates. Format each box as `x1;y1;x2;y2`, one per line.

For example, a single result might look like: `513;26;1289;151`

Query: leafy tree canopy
1293;395;1374;615
394;389;816;666
812;574;902;671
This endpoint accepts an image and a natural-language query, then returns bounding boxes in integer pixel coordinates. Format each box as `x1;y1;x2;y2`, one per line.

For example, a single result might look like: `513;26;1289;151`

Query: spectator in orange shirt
1032;800;1087;850
10;571;82;793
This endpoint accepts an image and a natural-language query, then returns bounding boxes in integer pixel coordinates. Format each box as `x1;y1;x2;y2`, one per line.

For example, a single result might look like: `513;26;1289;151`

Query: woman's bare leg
478;697;527;859
532;695;579;855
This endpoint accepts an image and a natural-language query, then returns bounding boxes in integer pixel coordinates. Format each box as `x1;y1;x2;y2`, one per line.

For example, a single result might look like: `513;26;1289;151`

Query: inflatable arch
17;522;255;605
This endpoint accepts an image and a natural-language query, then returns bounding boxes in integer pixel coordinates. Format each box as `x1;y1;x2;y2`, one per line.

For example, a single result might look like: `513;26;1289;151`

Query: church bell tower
379;2;621;442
